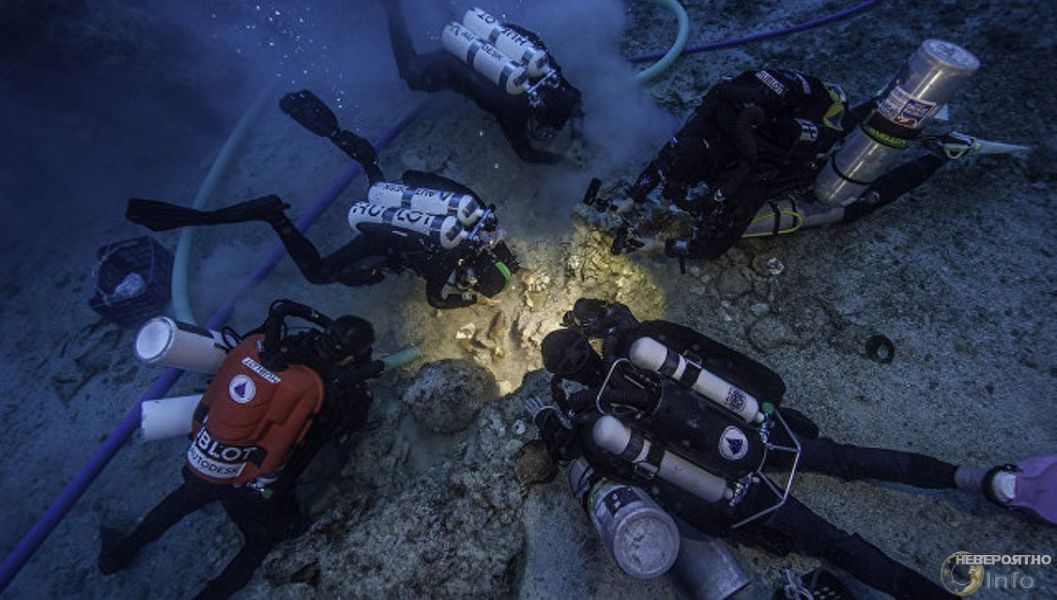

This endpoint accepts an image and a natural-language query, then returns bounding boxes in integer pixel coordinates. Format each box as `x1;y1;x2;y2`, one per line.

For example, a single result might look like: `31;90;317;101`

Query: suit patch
756;70;787;96
228;374;256;404
241;357;281;384
719;426;749;461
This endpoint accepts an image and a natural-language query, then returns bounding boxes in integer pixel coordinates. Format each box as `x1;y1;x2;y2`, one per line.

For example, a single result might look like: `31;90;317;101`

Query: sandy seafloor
1;0;1056;598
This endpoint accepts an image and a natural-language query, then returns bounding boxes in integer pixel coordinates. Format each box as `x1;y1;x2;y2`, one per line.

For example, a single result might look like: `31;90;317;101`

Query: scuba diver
527;298;1057;599
622;44;1026;262
383;1;584;164
126;90;519;310
98;300;382;599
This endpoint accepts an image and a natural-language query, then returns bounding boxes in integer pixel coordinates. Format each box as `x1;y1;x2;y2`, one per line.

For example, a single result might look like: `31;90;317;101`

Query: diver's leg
841;153;945;223
195;491;289;599
796;436;958;489
763;497;956;599
99;473;215;574
382;0;452;92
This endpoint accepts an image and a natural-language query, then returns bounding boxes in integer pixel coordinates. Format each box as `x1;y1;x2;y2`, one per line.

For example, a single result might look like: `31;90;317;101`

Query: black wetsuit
126;126;512;309
384;1;581;164
537;310;958;600
99;354;376;599
630;69;948;259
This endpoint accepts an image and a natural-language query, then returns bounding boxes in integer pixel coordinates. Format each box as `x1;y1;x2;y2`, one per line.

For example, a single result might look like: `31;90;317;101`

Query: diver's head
661;136;720;186
541;328;603;386
315;315;374;366
467;253;512;298
529;77;581;140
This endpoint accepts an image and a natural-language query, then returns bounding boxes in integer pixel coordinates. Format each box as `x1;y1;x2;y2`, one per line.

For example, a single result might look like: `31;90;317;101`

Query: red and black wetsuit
102;335;374;598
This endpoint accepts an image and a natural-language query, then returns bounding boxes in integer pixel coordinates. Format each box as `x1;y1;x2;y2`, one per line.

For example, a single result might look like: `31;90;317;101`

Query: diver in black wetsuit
527;298;1057;599
627;68;984;260
126;90;519;309
383;1;583;164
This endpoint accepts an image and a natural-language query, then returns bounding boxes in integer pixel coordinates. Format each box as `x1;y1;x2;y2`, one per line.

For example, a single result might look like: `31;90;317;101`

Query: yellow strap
741;210;804;238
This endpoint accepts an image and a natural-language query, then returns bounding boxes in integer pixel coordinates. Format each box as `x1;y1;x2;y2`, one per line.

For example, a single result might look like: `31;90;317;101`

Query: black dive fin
401;170;481;200
126;196;288;231
280;90;338;138
126;198;209;231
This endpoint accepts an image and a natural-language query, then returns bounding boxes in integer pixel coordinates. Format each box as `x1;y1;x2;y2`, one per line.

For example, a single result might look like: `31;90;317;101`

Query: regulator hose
172;83;277;325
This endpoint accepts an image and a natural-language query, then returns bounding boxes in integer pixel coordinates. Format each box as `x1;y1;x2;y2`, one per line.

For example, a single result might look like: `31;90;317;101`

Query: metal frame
730;409;801;529
595;357;802;529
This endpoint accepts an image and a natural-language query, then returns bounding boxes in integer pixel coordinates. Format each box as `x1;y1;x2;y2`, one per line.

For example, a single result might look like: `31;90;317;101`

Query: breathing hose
172;83;277;325
634;0;689;82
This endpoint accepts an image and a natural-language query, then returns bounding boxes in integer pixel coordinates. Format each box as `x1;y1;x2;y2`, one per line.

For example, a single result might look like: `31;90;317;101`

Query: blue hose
629;0;885;63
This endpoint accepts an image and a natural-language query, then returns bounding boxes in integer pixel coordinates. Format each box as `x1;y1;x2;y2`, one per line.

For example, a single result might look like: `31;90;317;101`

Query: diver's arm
425;274;476;309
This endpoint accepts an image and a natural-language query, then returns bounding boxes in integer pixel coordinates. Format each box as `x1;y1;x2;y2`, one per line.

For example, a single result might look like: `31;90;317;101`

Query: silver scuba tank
592;415;734;503
442;22;528;95
569;458;681;580
461;7;550;77
134;316;229;374
673;533;751;600
814;40;979;206
366;182;484;227
628;337;764;424
347;201;467;250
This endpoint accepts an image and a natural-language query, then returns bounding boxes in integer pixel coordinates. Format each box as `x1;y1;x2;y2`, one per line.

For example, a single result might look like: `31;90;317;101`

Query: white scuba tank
347;201;467;250
140;394;202;441
442;22;527;95
461;7;550;77
134;316;229;374
629;337;764;424
366;182;484;227
593;415;734;504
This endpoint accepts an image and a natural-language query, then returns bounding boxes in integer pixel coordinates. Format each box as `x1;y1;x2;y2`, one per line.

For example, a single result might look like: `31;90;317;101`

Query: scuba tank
442;22;528;96
569;458;681;580
140;394;202;441
592;415;735;504
674;530;751;600
134;316;229;374
366;182;484;227
629;337;764;424
814;40;979;206
461;7;550;77
347;201;467;250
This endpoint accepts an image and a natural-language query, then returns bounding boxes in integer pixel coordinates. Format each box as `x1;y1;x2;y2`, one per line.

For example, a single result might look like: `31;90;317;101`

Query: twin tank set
566;335;796;597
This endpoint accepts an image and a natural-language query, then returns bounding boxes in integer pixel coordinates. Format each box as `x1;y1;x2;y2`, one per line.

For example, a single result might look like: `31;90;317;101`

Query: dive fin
401;170;481;200
280;90;339;138
1007;454;1057;525
126;196;289;231
126;198;210;231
